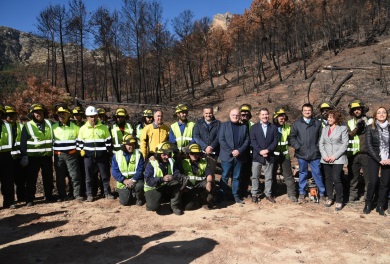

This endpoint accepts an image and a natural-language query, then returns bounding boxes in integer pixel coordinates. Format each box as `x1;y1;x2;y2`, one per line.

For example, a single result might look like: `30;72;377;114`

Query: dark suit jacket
250;122;280;164
218;121;249;162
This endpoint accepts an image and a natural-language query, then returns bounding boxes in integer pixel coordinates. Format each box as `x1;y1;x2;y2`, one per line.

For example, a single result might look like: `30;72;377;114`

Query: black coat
366;123;390;163
250;122;279;164
193;118;221;156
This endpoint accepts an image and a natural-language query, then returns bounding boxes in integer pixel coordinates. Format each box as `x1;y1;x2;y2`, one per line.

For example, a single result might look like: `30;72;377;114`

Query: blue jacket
144;159;181;188
250;122;280;164
218;121;250;162
111;151;145;183
193;118;221;156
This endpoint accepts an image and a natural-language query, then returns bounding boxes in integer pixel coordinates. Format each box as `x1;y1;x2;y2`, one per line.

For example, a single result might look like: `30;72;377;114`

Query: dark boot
363;201;372;214
376;206;386;216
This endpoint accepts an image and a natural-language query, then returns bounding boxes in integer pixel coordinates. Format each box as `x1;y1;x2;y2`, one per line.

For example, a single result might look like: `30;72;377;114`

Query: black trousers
13;157;27;202
0;152;15;207
366;156;390;207
272;154;296;197
26;156;54;202
144;180;182;211
323;163;344;203
84;156;111;197
117;181;144;206
348;153;369;200
182;180;214;210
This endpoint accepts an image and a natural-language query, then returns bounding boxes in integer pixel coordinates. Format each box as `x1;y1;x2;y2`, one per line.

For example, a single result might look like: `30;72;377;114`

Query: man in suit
218;108;250;204
250;108;280;203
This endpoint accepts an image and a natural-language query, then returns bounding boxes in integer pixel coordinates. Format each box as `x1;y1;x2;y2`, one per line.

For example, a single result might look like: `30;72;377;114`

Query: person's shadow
0;224;218;263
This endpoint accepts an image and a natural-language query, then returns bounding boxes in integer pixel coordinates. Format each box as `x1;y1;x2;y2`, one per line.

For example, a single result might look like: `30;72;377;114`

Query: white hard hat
85;106;98;116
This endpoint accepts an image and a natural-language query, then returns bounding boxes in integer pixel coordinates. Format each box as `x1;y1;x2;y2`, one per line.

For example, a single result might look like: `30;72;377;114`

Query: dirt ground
1;176;389;264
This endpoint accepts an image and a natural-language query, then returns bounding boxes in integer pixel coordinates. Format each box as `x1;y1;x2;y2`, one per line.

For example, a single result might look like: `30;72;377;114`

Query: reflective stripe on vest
136;124;142;145
0;122;12;152
347;119;360;155
274;124;290;158
112;123;133;152
26;119;53;156
181;158;207;185
144;158;174;192
53;122;79;151
116;149;140;189
171;122;195;150
11;123;24;157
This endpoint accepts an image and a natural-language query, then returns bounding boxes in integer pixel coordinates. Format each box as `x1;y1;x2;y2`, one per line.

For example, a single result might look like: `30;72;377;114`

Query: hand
380;159;390;166
163;175;173;182
232;150;240;157
148;156;156;161
20;156;29;167
205;146;213;155
206;181;212;192
123;179;134;188
328;156;336;163
260;149;269;156
80;150;86;157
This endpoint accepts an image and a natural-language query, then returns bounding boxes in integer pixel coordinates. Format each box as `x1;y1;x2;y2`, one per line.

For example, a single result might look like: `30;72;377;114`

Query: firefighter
111;108;133;153
181;143;214;210
272;107;297;202
20;103;54;206
52;105;83;201
318;102;334;127
6;105;26;203
169;104;195;153
144;142;185;215
347;100;372;202
0;103;15;208
111;134;145;206
72;106;85;127
136;109;154;145
72;105;86;197
97;107;110;127
77;106;115;202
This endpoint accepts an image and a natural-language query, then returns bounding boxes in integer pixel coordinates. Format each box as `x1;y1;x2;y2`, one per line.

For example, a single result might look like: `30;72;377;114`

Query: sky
0;0;253;34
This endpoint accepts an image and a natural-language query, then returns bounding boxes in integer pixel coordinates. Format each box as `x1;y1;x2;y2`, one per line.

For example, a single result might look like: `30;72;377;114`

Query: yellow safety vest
52;122;79;151
115;149;140;189
144;158;174;192
347;119;360;156
274;124;290;159
111;123;133;152
77;121;111;158
0;122;13;153
25;119;53;156
181;158;208;185
11;122;23;158
171;121;195;150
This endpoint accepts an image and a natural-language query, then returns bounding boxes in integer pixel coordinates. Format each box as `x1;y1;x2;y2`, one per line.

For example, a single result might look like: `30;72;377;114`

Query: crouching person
111;135;145;206
144;142;185;215
181;144;214;210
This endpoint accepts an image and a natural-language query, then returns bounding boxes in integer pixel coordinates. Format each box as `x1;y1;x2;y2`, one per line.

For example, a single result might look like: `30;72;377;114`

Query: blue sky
0;0;253;34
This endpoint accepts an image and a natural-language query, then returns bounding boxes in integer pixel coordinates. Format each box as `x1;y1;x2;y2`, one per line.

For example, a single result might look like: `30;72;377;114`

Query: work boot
136;199;143;206
288;195;298;203
26;201;34;207
75;195;85;202
172;208;184;215
105;193;115;200
252;196;259;203
234;197;245;204
363;202;372;214
298;194;306;203
86;196;94;202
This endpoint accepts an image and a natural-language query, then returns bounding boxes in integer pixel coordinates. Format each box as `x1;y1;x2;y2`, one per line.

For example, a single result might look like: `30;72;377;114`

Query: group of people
0;99;389;216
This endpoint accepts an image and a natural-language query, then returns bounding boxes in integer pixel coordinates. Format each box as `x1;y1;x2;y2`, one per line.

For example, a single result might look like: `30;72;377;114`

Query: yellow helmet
273;107;287;119
348;100;365;109
155;142;173;154
122;134;137;145
97;108;106;115
175;104;188;113
4;105;17;114
115;108;128;117
240;104;252;112
186;143;202;153
319;102;333;110
29;103;45;113
56;106;71;114
72;106;85;115
143;109;153;117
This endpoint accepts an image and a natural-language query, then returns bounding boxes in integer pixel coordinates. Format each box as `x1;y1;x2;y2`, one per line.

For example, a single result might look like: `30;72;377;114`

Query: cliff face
0;26;49;69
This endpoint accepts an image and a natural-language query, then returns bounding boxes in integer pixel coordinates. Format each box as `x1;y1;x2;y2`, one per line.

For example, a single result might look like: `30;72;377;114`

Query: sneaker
135;199;143;206
57;197;64;202
266;196;276;203
252;196;259;203
86;196;94;202
9;204;16;209
172;208;184;215
298;194;306;203
75;196;85;202
26;201;34;207
234;197;245;204
202;204;211;210
105;193;115;200
288;196;298;203
64;195;75;201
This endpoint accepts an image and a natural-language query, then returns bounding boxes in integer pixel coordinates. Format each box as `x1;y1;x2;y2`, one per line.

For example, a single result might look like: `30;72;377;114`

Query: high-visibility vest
347;119;360;156
136;124;143;145
77;121;111;158
181;158;208;185
52;122;79;152
0;122;13;153
111;123;133;152
25;119;53;156
171;121;195;150
144;158;174;192
274;124;290;159
115;149;141;189
11;122;23;158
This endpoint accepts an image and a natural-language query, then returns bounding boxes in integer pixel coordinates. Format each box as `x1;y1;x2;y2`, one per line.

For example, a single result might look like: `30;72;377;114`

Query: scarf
377;120;389;160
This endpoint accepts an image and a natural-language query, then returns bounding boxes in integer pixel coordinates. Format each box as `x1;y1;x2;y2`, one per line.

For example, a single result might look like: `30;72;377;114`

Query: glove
80;150;85;157
20;156;29;167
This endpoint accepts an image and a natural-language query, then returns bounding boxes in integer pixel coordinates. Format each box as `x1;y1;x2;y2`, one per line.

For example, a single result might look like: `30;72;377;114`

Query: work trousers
54;152;81;198
26;156;54;202
13;157;27;202
323;163;344;203
366;156;390;208
182;180;214;210
84;156;111;197
272;154;297;197
348;153;369;200
117;181;144;206
0;152;15;207
144;180;182;211
252;161;273;197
